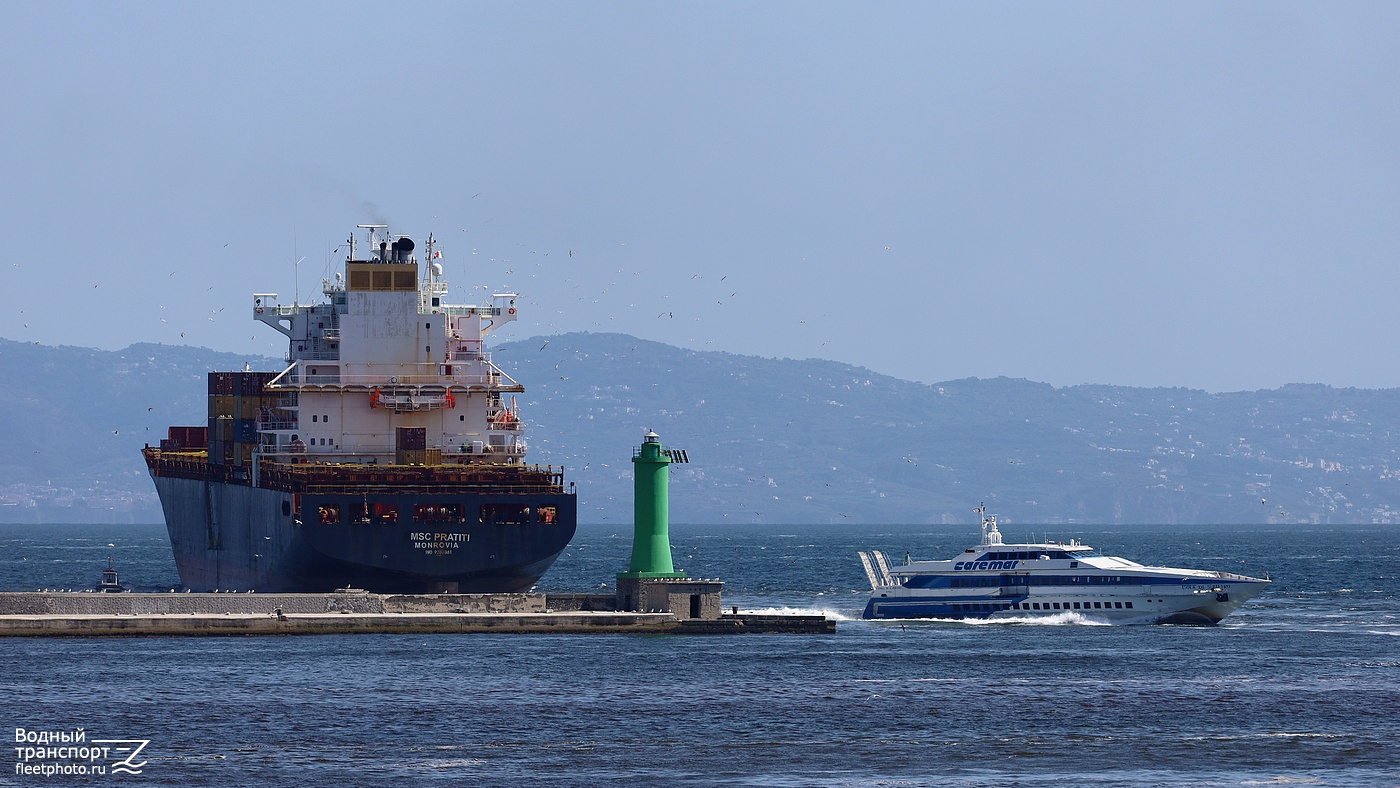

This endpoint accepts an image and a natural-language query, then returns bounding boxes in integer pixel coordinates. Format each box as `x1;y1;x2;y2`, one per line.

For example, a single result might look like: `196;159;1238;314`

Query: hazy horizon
5;3;1398;392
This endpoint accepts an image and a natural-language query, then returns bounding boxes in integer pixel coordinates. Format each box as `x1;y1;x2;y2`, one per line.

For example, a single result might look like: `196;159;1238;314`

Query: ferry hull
152;475;577;593
862;579;1269;625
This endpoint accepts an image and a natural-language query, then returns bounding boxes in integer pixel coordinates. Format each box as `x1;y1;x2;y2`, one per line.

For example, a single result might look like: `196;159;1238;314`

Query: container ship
143;225;577;593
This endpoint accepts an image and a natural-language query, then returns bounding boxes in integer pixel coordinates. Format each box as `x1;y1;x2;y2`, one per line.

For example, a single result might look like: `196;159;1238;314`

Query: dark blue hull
151;476;577;593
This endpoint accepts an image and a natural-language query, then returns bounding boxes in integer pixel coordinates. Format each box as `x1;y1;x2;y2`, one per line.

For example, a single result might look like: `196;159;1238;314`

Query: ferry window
413;504;465;523
312;415;318;422
460;415;465;421
317;504;341;525
538;506;557;524
1052;602;1061;609
481;503;529;525
1124;602;1132;609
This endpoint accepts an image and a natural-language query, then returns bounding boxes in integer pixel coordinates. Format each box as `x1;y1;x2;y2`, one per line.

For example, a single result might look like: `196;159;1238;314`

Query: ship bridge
244;225;530;468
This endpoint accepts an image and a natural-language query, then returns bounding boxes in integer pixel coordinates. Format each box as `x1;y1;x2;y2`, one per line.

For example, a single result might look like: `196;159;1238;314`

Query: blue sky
3;2;1398;392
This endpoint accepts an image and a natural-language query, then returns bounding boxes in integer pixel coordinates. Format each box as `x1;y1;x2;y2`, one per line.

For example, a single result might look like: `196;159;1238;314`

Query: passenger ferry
859;507;1270;624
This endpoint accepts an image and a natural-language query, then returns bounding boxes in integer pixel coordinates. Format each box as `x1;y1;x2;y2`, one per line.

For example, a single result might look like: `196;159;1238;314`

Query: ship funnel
391;237;415;263
618;430;687;579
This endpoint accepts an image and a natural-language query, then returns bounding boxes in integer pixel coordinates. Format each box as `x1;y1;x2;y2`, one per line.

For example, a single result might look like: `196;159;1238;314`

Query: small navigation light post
616;431;721;618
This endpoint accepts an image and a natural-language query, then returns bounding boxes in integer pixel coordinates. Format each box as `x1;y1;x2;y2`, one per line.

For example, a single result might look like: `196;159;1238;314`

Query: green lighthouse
618;431;687;579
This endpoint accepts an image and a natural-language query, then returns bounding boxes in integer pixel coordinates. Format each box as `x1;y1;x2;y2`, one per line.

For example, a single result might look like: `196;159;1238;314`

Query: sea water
0;522;1396;786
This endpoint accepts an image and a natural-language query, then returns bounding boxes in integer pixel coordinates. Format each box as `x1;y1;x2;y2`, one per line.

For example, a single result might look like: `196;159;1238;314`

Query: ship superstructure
144;225;577;593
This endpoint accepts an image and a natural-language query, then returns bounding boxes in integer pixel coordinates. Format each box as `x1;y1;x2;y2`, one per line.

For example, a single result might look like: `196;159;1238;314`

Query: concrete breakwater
0;592;835;636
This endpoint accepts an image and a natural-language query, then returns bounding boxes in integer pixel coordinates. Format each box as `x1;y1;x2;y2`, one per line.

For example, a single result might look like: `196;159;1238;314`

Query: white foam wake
739;605;860;622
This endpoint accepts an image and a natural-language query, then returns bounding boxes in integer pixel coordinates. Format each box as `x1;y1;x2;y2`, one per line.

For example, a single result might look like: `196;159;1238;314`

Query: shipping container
209;395;234;418
210;415;235;442
209;372;235;396
234;419;258;443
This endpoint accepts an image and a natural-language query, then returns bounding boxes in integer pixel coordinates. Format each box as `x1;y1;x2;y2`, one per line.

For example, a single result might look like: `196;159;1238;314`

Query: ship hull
151;475;577;593
862;579;1269;625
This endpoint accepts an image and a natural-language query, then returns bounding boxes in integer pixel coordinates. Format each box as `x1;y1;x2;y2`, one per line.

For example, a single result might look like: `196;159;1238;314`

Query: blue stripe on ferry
863;598;1023;619
898;574;1245;589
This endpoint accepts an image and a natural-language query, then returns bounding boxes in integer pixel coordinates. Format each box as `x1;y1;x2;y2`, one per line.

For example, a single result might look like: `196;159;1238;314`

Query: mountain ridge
2;332;1397;525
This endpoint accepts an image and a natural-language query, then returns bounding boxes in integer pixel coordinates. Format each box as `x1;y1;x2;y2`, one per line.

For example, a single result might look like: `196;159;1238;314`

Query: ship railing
257;420;298;431
277;465;559;481
309;373;515;387
266;367;520;389
292;482;563;496
435;305;501;318
255;445;525;462
294;351;340;362
418;281;450;301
